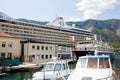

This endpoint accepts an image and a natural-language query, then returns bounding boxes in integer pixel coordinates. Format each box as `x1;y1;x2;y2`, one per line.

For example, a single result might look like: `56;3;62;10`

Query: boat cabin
77;56;110;69
68;55;113;80
33;60;70;80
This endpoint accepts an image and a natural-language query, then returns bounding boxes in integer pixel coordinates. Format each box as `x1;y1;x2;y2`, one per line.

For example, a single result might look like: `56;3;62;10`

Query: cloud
66;17;81;21
76;0;117;20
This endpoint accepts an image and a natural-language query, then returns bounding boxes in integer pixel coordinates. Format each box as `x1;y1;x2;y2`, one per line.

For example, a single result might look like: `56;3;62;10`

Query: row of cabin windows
32;45;52;50
32;54;52;59
1;42;13;48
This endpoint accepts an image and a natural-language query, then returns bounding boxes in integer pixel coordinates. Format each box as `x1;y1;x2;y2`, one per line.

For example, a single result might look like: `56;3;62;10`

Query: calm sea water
0;71;32;80
1;54;120;80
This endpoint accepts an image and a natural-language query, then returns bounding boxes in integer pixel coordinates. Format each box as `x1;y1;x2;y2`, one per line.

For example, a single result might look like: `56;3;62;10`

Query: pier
0;62;43;72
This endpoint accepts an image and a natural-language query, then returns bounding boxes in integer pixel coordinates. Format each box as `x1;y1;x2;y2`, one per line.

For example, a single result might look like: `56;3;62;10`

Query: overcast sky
1;0;120;21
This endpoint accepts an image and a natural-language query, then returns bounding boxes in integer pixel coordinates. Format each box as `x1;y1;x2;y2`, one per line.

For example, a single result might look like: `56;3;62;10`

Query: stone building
0;32;21;59
23;42;56;63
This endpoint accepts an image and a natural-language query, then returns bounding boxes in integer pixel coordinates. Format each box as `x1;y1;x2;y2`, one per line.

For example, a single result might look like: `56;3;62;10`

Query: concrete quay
0;62;44;72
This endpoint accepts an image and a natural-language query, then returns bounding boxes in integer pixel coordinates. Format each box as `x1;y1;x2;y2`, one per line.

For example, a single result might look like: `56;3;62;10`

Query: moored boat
32;57;71;80
68;55;114;80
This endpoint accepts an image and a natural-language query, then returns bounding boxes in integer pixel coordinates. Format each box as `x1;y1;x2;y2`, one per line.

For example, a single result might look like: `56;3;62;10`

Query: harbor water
0;71;32;80
0;54;120;80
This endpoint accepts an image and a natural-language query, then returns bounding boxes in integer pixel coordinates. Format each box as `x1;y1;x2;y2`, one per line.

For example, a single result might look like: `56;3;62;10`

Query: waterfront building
0;12;95;63
0;32;21;59
23;43;56;63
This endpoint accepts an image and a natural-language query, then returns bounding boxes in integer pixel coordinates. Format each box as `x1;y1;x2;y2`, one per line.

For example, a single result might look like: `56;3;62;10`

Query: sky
0;0;120;21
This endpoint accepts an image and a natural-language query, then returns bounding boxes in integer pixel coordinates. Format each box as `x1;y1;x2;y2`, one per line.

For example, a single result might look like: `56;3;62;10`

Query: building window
8;42;13;47
37;55;40;59
37;46;40;50
49;46;52;50
1;53;5;58
46;55;48;59
7;53;12;59
2;42;6;47
41;55;44;59
50;55;52;58
32;45;35;50
41;46;44;50
46;46;48;50
32;55;35;59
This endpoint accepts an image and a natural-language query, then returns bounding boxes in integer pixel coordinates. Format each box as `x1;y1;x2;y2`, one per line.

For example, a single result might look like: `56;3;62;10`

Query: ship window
85;48;87;50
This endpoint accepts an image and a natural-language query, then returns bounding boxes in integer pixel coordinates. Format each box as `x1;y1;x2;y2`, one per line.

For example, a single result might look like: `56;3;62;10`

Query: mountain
16;18;48;25
66;19;120;42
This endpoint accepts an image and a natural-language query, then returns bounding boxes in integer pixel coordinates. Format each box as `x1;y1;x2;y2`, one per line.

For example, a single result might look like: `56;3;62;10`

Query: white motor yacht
68;55;113;80
32;58;70;80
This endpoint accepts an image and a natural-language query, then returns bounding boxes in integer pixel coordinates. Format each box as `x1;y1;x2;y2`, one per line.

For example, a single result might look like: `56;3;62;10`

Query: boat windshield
78;57;110;69
87;58;97;68
87;58;109;68
77;58;87;68
54;63;61;71
99;58;109;68
42;63;65;71
43;63;55;71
